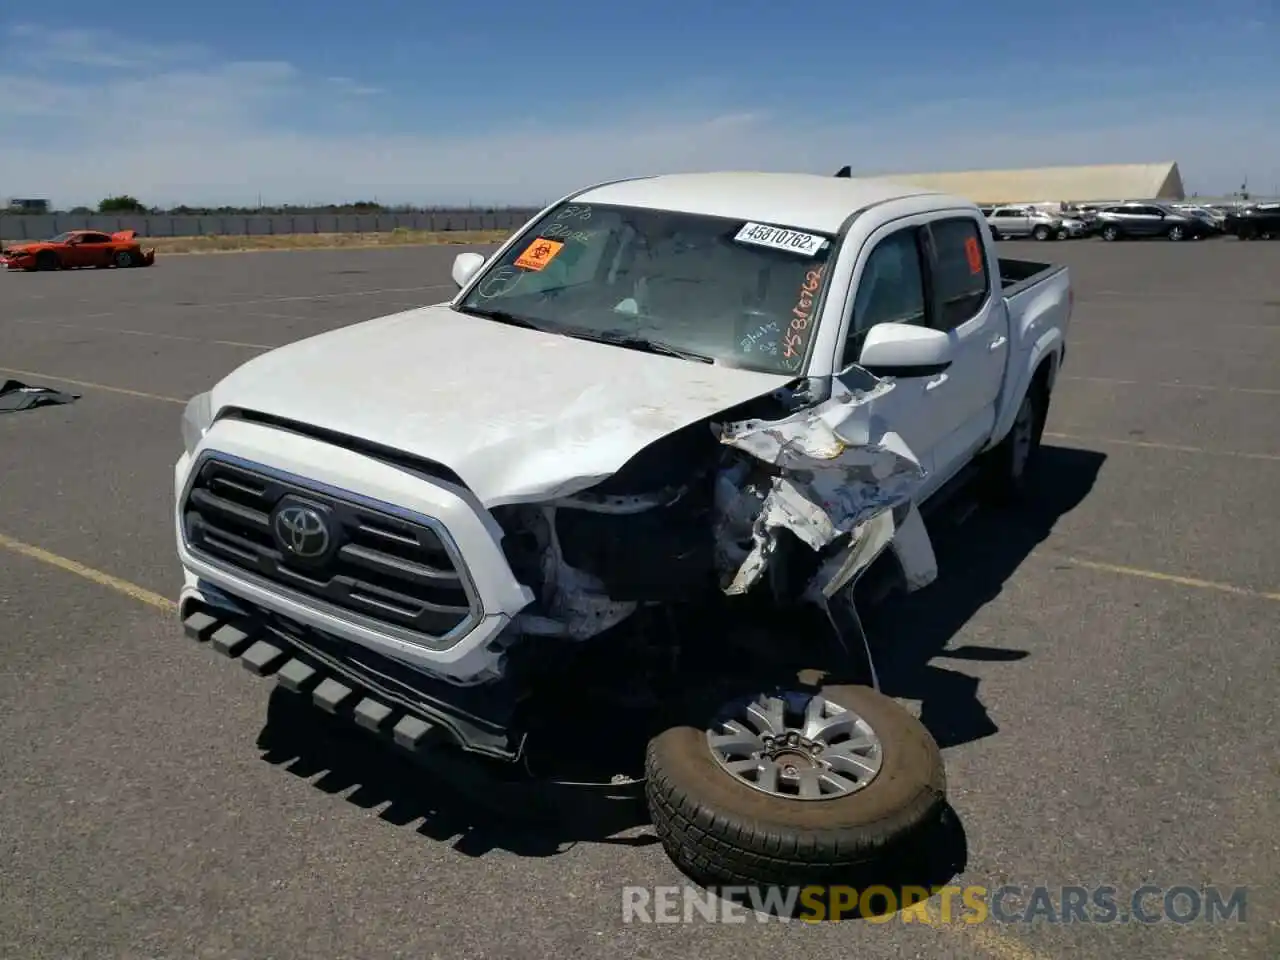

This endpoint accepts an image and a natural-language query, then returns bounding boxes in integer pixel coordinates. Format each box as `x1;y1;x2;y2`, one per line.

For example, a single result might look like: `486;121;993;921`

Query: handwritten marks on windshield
780;265;825;369
740;320;781;357
541;204;595;245
477;265;523;299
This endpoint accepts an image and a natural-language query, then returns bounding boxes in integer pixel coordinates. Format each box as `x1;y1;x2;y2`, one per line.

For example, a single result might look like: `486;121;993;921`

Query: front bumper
179;591;524;760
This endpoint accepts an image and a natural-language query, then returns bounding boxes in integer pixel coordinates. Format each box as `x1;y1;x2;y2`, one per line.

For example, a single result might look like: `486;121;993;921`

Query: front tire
35;250;60;271
645;683;946;888
1167;225;1185;241
1033;225;1051;241
1101;225;1119;241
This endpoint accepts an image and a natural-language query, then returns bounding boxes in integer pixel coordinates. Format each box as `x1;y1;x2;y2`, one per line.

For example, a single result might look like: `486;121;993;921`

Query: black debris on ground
0;379;80;413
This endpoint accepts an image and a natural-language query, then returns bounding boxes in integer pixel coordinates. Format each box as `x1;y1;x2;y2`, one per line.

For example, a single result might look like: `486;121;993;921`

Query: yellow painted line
0;366;185;404
1060;375;1280;397
947;924;1051;960
8;317;272;351
1053;555;1280;602
0;532;176;611
1045;431;1280;462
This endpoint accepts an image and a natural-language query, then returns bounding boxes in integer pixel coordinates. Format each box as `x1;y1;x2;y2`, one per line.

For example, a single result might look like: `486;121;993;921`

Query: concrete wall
0;209;542;242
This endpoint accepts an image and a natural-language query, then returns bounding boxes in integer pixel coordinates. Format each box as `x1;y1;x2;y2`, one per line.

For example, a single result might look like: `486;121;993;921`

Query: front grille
182;457;475;639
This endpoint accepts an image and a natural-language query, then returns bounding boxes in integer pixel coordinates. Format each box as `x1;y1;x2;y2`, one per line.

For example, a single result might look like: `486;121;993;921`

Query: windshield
48;232;74;243
454;202;837;375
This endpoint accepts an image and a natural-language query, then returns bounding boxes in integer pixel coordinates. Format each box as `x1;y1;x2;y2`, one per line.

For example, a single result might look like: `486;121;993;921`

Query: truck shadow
255;685;657;858
255;686;969;895
864;443;1107;750
252;442;1103;882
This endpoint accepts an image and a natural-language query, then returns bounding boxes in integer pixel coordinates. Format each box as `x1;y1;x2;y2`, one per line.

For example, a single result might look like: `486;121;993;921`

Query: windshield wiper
568;330;715;364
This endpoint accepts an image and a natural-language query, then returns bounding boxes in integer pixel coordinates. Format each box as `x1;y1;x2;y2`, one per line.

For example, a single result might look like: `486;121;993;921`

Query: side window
842;228;926;368
929;217;990;331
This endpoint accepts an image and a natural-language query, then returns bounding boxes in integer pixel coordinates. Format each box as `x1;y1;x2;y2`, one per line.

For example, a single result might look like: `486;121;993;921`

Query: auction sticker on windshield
734;222;827;256
514;238;565;271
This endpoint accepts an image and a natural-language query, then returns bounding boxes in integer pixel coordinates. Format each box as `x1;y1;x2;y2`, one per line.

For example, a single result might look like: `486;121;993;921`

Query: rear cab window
927;217;990;330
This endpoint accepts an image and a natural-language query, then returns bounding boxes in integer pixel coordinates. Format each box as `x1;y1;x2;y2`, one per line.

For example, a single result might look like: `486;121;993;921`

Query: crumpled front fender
715;379;938;602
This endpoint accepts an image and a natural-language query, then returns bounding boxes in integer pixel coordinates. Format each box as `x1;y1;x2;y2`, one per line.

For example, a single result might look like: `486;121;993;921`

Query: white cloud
5;23;203;70
1;25;1278;206
326;76;382;97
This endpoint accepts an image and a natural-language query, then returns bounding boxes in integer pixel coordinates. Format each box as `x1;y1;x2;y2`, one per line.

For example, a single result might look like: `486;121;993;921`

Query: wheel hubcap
706;691;883;801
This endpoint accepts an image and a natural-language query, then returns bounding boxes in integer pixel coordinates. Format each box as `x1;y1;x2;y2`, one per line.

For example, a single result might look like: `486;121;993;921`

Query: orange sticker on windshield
964;236;983;275
514;238;564;271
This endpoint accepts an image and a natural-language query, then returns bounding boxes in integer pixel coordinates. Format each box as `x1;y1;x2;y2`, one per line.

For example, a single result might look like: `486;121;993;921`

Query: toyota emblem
274;504;331;558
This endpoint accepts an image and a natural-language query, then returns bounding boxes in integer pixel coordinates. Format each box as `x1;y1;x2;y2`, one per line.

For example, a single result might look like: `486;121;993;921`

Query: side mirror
451;252;486;289
858;323;954;377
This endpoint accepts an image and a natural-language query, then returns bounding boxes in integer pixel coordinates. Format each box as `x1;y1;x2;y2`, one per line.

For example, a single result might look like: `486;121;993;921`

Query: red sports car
1;229;157;271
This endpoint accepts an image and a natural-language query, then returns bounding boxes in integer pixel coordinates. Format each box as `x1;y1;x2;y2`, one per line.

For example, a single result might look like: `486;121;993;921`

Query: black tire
980;377;1048;504
35;250;60;271
1101;225;1119;241
989;227;1001;241
1032;224;1051;241
114;250;134;268
1167;224;1185;241
645;683;946;888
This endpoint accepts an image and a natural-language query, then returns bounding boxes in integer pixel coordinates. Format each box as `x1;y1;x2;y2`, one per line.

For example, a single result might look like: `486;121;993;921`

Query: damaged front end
487;377;938;680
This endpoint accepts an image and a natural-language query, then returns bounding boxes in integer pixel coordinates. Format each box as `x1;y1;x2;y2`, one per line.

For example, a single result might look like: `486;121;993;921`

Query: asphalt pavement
1;236;1277;959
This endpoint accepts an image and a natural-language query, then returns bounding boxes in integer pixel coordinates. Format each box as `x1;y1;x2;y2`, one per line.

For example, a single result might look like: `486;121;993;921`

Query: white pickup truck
174;171;1072;887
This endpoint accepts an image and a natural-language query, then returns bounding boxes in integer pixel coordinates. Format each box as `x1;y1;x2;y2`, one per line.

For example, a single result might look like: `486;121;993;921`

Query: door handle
925;373;949;391
988;335;1008;352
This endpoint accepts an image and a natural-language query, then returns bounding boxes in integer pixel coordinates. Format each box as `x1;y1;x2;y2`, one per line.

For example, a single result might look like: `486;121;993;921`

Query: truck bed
998;257;1063;296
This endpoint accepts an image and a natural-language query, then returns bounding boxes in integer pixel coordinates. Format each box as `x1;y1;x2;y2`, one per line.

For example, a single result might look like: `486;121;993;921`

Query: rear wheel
645;682;945;887
980;379;1047;503
113;250;134;268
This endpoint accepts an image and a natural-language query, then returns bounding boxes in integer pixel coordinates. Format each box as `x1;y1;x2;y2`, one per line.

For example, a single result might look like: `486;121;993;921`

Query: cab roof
575;171;952;234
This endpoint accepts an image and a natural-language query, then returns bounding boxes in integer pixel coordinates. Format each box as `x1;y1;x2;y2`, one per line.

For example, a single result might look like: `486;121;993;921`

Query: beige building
856;162;1184;205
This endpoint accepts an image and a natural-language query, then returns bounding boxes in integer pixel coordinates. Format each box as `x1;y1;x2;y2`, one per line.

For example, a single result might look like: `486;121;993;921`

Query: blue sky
1;0;1277;206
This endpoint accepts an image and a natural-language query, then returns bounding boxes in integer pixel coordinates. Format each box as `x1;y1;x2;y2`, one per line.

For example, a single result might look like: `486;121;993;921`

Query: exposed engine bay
483;375;939;688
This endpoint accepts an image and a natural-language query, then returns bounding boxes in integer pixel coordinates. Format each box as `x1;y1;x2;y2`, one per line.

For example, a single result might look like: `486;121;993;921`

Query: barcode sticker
733;222;826;256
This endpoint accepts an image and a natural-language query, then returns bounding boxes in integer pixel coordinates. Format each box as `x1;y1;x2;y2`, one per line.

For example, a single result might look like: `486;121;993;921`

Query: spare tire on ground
645;682;945;888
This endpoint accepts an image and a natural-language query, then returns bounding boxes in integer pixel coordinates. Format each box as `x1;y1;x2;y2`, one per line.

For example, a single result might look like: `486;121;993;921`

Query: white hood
209;304;794;505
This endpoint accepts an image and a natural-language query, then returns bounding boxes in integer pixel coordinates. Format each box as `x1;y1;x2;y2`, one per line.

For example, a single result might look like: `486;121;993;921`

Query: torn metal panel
525;506;637;640
716;381;934;598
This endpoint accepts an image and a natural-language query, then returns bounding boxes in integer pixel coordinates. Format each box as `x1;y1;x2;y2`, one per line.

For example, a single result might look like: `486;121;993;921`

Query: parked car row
979;201;1279;242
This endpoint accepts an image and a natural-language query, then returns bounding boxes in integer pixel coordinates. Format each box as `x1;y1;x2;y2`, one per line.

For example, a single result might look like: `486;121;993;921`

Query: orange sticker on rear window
964;236;983;275
514;238;564;271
